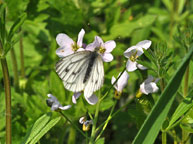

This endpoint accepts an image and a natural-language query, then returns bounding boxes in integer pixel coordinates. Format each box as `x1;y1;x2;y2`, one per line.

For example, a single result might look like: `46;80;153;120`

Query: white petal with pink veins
136;40;152;50
126;60;137;72
104;40;116;52
56;47;74;57
77;29;85;47
56;33;74;47
101;53;113;62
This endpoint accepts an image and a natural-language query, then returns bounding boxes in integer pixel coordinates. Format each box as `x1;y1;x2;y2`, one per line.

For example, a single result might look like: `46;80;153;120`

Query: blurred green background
0;0;193;143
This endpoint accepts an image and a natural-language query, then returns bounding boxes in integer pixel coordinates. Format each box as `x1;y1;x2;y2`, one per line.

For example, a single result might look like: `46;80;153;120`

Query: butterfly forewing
55;51;104;95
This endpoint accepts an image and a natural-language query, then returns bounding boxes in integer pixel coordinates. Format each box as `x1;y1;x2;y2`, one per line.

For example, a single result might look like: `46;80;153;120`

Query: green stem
67;126;76;144
59;111;89;140
162;132;166;144
89;97;101;144
183;65;189;97
19;36;25;78
10;48;19;89
96;96;134;132
95;100;117;141
1;58;12;144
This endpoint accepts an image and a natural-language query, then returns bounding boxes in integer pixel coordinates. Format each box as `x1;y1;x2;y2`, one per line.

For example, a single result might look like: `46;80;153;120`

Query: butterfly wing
84;55;104;98
55;51;91;92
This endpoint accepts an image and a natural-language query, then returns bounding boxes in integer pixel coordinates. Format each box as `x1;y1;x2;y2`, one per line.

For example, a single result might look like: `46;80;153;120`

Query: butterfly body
55;51;104;98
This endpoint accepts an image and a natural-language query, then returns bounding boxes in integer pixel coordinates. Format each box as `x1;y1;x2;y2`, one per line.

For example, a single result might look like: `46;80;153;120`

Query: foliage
0;0;193;144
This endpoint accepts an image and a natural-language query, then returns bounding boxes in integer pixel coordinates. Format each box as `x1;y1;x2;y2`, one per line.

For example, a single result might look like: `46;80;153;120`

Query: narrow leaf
7;13;27;41
167;89;193;130
132;46;193;144
22;113;51;144
29;117;61;144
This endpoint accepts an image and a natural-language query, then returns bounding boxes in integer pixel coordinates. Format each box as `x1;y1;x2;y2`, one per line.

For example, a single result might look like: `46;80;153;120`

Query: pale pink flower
86;36;116;62
111;71;129;93
140;75;159;95
56;29;85;57
46;94;71;111
124;40;151;72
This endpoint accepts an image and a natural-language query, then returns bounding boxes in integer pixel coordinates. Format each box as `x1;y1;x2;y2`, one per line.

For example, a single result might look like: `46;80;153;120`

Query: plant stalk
10;48;19;89
89;96;101;144
1;58;12;144
19;36;25;78
162;132;166;144
67;126;76;144
59;111;88;139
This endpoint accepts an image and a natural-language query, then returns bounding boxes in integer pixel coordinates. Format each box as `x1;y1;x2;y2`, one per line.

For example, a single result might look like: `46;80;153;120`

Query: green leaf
104;15;156;40
95;137;105;144
29;116;61;144
167;89;193;130
132;45;193;144
177;0;186;14
22;113;51;144
180;124;193;133
7;12;27;41
4;13;27;55
0;3;6;45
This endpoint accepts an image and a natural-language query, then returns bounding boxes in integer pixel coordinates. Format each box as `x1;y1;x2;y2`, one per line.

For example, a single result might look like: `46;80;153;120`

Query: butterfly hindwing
84;55;104;98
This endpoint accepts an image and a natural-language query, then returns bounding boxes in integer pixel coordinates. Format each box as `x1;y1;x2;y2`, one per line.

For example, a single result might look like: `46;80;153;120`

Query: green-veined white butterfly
55;50;104;99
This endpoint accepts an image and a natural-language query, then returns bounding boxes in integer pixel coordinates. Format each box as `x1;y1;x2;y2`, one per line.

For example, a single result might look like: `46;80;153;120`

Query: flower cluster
111;40;159;98
56;29;116;105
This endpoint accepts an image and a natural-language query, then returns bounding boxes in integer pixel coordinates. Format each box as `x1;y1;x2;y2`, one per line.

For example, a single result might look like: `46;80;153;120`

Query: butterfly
55;50;104;99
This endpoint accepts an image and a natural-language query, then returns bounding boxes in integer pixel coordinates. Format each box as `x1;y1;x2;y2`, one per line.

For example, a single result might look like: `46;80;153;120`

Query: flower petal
77;48;85;52
72;92;82;104
124;46;138;58
79;117;86;124
140;82;159;95
51;103;60;111
144;75;154;83
59;105;71;110
126;60;137;72
111;76;118;90
117;71;129;92
137;64;147;70
56;47;74;57
136;40;152;50
56;33;74;47
84;94;98;105
101;53;113;62
95;36;104;46
77;29;85;47
104;40;116;52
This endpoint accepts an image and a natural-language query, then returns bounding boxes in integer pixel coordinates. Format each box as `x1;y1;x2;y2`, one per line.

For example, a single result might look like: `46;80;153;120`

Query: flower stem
1;58;12;144
59;111;89;139
19;35;25;78
96;95;134;133
67;126;76;144
89;97;101;144
10;48;19;89
95;100;117;141
162;132;166;144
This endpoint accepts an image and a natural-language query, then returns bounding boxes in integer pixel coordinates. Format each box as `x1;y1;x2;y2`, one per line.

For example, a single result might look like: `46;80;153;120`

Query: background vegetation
0;0;193;143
